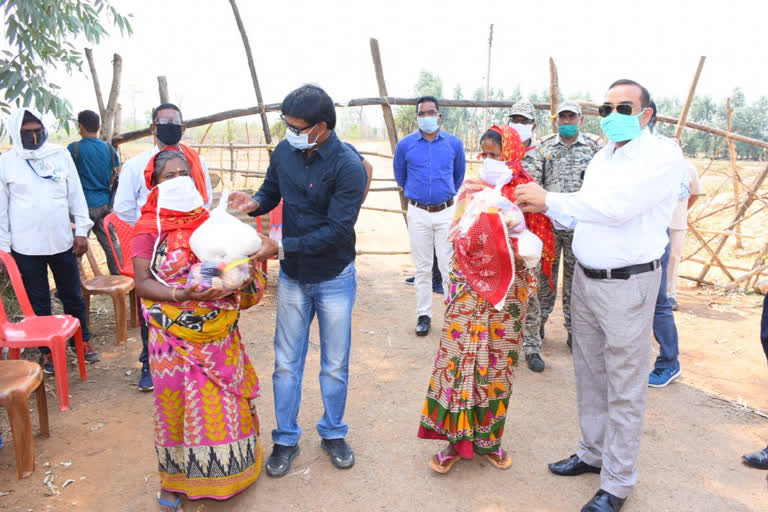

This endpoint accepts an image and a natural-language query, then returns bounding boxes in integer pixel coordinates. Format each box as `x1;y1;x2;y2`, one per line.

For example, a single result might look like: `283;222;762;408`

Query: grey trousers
571;263;661;499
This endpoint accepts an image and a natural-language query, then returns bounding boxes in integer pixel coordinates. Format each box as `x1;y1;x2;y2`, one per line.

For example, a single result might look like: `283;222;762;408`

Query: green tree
394;70;443;135
0;0;132;134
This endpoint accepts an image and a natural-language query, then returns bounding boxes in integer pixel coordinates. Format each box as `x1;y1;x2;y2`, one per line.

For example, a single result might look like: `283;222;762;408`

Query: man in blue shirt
67;110;121;275
394;96;466;336
229;84;366;478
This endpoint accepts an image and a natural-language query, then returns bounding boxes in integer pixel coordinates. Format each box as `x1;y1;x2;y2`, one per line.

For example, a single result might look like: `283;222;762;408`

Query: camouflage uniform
521;144;554;356
538;132;600;340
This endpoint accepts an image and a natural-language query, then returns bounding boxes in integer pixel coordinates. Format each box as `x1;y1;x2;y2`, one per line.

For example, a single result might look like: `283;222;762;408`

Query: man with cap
0;108;100;373
508;100;553;372
540;100;600;350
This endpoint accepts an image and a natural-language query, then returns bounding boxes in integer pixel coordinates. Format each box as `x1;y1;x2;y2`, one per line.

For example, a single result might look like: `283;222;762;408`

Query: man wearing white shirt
0;108;100;372
516;79;686;512
113;103;213;391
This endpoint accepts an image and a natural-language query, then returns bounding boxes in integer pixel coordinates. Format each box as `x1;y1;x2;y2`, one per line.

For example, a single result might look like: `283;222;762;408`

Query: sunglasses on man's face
598;103;639;117
280;115;315;136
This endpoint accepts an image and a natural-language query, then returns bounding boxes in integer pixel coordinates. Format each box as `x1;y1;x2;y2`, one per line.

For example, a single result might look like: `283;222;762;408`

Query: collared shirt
545;129;685;269
113;145;213;225
393;129;465;205
67;137;121;207
250;132;366;283
0;147;93;255
541;132;600;194
522;144;552;188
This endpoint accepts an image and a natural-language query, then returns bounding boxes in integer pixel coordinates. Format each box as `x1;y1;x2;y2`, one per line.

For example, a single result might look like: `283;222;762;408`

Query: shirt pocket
307;174;335;212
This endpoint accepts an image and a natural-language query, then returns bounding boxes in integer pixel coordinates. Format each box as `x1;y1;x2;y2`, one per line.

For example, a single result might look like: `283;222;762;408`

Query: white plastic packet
510;229;543;268
190;190;263;262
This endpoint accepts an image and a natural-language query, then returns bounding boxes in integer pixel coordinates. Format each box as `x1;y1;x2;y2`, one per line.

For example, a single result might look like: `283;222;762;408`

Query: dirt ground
1;151;767;511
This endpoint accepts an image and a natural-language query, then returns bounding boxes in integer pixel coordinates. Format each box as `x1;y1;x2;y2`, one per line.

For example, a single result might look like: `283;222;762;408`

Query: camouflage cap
508;101;536;120
556;100;582;116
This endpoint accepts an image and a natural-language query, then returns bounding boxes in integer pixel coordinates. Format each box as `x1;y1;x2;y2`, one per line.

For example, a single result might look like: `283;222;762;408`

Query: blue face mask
417;116;440;134
285;125;320;150
600;110;646;143
557;124;579;138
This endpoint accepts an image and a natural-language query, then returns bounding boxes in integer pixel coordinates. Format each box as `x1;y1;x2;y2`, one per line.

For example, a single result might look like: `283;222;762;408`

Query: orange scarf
132;146;210;251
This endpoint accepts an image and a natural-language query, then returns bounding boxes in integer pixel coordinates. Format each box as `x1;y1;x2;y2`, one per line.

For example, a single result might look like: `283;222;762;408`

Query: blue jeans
272;263;357;446
652;240;680;371
12;249;91;354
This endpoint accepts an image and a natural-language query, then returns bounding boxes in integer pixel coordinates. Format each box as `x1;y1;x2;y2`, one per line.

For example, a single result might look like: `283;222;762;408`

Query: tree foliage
0;0;132;134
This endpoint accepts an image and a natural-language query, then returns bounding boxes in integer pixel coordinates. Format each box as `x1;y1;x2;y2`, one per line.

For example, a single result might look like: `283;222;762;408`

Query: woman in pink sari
132;149;266;511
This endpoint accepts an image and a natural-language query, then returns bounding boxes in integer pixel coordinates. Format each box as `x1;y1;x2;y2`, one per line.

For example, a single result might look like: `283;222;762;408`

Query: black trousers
12;248;91;354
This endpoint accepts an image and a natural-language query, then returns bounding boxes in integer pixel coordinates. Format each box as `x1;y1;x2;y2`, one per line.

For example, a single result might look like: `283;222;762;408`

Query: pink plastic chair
0;250;87;411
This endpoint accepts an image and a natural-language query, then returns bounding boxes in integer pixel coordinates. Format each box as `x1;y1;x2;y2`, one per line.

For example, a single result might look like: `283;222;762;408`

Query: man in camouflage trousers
508;100;553;373
539;101;600;350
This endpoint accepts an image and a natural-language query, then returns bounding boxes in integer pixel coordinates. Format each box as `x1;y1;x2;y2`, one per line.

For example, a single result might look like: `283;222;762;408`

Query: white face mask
156;176;204;212
479;158;513;187
150;176;204;287
508;122;533;143
285;124;321;150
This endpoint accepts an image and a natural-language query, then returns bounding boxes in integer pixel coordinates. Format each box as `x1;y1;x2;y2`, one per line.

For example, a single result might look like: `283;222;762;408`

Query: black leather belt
580;260;661;280
409;198;454;213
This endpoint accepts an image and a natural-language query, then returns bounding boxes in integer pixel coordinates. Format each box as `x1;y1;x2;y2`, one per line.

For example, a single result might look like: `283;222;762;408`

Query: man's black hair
152;103;183;123
416;95;440;112
480;129;502;147
77;110;100;133
281;85;336;130
608;79;651;108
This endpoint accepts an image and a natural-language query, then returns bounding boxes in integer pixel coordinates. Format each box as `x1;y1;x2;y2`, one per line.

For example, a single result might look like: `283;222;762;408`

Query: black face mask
20;127;48;150
156;124;183;146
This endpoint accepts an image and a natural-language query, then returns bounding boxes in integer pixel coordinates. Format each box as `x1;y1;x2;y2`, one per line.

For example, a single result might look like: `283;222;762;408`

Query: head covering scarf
451;125;555;309
132;147;210;251
6;107;65;160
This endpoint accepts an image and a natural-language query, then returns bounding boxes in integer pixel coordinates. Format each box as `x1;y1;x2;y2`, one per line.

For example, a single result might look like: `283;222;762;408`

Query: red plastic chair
103;212;135;278
0;250;87;412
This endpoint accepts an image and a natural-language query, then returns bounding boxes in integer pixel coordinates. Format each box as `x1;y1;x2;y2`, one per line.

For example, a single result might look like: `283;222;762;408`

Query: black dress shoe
525;353;545;372
415;315;431;336
265;443;300;477
581;489;625;512
321;438;355;469
743;445;768;469
548;454;601;476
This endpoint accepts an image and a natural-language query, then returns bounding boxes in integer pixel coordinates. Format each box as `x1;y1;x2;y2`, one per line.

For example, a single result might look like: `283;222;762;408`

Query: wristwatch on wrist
277;240;285;260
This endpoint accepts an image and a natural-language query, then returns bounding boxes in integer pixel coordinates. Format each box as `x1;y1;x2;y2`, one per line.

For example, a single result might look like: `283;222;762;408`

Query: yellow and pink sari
142;235;266;500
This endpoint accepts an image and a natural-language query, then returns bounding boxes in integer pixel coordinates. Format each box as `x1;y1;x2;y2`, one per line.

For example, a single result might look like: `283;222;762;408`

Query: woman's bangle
171;287;179;302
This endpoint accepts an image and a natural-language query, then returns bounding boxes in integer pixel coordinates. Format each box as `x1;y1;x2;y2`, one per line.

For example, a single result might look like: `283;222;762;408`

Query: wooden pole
369;38;407;223
157;76;169;103
113;103;122;139
675;56;706;139
84;48;106;119
227;0;272;146
724;263;768;290
549;57;560;133
697;162;768;281
726;98;743;248
100;53;122;144
482;24;493;130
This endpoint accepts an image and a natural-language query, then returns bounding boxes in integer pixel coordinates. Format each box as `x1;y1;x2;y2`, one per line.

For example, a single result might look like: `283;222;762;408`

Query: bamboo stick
727;98;743;248
549;57;560;133
361;206;407;214
679;275;715;286
227;0;272;145
357;250;411;255
369;38;406;223
367;187;402;192
483;25;493;131
157;76;169;103
675;56;706;139
724;263;768;290
686;257;766;272
694;228;757;239
697;163;768;281
687;223;735;281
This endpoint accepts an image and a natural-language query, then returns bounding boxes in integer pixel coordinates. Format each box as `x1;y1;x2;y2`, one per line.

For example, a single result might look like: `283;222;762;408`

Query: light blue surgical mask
417;116;440;134
285;125;320;150
600;110;646;143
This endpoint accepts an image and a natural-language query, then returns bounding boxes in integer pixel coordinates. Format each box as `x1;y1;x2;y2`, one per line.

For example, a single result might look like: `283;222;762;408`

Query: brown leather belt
408;198;454;213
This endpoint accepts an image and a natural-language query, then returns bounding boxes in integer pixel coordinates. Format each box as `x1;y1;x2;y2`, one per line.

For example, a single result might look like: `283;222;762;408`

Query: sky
3;0;768;130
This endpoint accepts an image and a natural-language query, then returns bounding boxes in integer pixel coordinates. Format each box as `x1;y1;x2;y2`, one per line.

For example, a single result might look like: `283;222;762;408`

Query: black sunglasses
280;115;315;136
598;103;638;117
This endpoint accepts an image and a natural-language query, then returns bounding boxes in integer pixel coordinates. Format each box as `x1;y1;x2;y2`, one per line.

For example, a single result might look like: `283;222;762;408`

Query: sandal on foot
429;450;460;474
157;493;182;511
486;447;512;470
